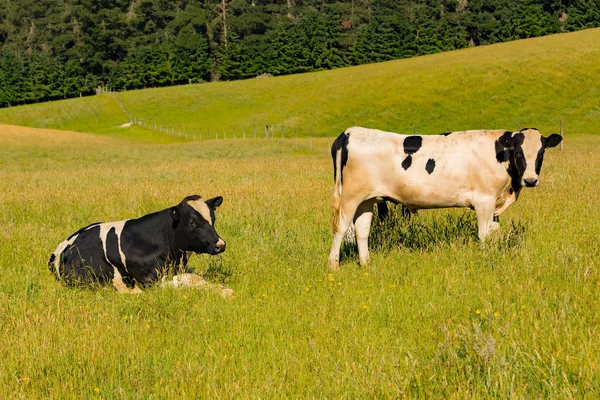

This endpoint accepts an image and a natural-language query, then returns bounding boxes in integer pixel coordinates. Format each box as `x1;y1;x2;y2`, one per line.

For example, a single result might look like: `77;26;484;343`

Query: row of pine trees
1;0;599;107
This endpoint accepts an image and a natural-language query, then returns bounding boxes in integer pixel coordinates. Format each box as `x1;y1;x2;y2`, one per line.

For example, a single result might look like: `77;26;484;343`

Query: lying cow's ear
544;134;562;148
170;206;181;221
205;196;223;210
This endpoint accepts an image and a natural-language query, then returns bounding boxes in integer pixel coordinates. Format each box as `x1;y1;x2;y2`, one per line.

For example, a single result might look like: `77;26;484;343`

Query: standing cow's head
171;195;226;255
497;128;562;188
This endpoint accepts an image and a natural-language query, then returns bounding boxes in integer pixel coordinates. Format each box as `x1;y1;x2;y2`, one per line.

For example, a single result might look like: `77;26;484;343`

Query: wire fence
106;90;564;152
107;90;333;151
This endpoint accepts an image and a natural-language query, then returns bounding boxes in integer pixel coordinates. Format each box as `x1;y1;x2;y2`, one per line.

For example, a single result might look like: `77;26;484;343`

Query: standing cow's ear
170;206;181;221
205;196;223;210
544;134;562;148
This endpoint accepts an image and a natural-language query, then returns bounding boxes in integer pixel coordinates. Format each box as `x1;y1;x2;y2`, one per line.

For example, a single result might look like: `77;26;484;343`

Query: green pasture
1;28;600;141
0;124;598;397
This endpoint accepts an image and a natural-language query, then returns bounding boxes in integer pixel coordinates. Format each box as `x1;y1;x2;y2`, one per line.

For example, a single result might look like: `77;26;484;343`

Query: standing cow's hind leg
329;203;359;270
354;199;375;267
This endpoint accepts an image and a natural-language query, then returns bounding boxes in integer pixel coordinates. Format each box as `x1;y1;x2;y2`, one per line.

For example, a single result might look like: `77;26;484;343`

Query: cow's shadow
340;205;526;261
196;256;233;285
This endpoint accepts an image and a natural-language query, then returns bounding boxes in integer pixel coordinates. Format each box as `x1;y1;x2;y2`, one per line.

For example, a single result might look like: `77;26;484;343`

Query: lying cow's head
497;128;562;188
171;195;226;255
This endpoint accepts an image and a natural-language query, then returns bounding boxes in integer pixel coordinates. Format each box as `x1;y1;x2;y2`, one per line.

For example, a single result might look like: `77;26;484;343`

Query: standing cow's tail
331;131;350;233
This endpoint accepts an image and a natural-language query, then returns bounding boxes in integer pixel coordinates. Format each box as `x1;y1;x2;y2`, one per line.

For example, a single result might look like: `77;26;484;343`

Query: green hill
1;28;599;142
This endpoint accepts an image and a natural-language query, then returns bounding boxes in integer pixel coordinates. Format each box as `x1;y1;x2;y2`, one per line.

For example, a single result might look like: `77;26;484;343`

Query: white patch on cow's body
51;236;78;279
188;199;213;225
112;266;141;294
520;128;543;185
98;220;129;275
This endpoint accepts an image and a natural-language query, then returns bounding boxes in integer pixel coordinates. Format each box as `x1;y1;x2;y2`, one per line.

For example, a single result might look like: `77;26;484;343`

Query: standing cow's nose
524;178;539;187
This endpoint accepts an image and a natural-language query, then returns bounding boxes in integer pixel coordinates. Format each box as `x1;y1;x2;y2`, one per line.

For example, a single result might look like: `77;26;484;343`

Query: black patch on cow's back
425;159;436;174
440;132;452;136
331;132;350;182
403;136;422;155
66;222;101;241
60;225;113;285
402;156;412;170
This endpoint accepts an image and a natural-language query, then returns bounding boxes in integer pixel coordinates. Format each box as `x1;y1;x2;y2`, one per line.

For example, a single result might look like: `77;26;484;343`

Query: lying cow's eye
190;221;196;228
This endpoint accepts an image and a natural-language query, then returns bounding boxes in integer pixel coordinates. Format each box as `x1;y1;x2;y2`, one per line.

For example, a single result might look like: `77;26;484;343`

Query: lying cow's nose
524;178;539;187
215;239;226;253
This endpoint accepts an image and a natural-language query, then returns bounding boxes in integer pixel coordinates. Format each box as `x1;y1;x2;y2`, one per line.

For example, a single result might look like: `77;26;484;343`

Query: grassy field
1;123;599;398
1;28;600;141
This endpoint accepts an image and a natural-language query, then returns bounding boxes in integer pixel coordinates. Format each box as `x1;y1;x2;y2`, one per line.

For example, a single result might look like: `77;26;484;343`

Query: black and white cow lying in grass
49;195;233;297
329;127;562;269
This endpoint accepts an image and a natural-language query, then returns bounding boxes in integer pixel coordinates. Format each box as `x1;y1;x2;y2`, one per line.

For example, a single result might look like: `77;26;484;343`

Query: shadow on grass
340;205;526;262
200;256;234;285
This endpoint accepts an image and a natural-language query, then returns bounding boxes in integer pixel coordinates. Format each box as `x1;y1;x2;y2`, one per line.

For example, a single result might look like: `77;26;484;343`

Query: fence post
560;120;563;151
265;123;269;140
310;130;313;151
295;127;298;149
254;123;257;139
243;127;246;139
281;125;284;143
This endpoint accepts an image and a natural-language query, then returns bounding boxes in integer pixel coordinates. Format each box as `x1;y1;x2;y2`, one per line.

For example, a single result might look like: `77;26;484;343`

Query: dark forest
1;0;598;107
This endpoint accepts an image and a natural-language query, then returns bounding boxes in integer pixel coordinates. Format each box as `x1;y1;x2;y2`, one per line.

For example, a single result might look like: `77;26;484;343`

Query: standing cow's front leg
474;199;498;242
354;199;376;266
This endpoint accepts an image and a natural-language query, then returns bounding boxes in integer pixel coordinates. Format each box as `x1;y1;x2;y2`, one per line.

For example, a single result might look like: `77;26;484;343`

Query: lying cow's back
49;212;172;286
339;127;513;209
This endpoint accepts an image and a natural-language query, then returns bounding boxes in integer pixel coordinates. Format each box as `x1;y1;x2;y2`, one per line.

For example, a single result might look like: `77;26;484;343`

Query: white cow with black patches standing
328;127;562;270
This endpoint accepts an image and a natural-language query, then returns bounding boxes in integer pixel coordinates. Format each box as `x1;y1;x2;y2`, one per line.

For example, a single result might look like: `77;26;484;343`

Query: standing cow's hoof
328;258;340;271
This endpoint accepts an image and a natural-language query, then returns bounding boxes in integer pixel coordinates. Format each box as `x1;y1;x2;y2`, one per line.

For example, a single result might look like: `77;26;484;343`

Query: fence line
105;92;567;154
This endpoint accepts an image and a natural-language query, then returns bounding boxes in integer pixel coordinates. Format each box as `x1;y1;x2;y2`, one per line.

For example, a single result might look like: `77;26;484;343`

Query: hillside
1;28;599;141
